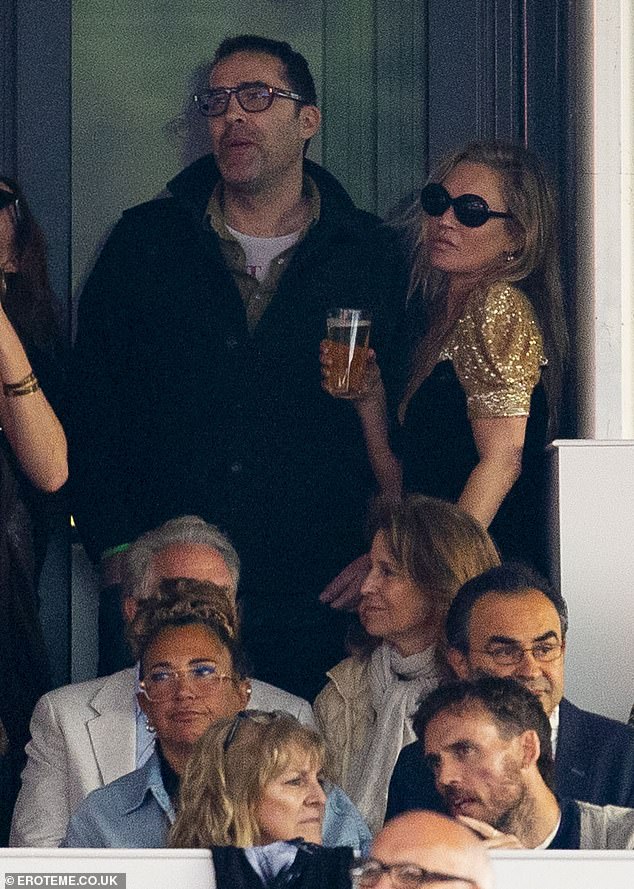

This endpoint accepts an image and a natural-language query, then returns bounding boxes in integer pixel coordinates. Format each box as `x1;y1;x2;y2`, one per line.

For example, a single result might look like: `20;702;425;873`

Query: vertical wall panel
0;1;17;175
427;0;486;167
322;0;377;211
427;0;524;167
492;0;523;138
16;0;72;329
322;0;429;215
375;0;427;214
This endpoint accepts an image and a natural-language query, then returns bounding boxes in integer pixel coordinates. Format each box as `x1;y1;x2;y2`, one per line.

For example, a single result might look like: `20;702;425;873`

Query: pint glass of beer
325;308;371;397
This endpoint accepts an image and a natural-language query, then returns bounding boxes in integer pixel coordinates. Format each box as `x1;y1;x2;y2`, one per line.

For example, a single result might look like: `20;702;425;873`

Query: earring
145;717;156;734
505;252;516;263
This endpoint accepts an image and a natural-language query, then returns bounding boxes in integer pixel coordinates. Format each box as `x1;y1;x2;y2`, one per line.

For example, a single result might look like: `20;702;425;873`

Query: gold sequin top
438;281;546;419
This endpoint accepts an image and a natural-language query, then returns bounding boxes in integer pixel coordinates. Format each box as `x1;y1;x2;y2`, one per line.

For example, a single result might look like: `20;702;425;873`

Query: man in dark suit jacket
386;563;634;821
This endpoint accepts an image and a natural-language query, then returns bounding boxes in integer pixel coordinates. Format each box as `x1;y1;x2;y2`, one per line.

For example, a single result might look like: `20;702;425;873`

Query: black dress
394;281;549;572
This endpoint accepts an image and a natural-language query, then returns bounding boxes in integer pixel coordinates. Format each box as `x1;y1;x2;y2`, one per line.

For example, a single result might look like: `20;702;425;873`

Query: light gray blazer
9;667;315;847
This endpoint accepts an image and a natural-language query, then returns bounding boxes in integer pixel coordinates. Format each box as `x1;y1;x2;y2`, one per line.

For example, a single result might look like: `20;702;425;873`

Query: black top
157;745;180;803
389;278;551;572
211;843;354;889
395;358;549;570
548;798;582;849
70;155;407;596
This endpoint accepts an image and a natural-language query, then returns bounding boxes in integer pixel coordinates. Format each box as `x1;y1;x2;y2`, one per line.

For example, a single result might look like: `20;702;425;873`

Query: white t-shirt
226;224;302;282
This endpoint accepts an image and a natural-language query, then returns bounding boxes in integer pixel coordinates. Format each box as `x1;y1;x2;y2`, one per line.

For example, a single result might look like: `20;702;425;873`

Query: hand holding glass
323;308;371;397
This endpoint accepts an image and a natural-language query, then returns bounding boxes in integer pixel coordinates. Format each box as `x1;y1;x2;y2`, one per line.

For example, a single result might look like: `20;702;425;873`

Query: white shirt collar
549;703;560;753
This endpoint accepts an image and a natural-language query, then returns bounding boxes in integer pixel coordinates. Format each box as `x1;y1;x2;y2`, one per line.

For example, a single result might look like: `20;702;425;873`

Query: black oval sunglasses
420;182;512;228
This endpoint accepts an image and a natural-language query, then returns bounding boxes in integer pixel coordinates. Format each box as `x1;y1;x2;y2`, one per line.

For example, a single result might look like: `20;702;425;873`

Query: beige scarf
351;642;442;834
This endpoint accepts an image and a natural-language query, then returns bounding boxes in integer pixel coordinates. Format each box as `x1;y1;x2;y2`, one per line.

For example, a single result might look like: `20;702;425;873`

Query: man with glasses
413;677;634;850
387;563;634;820
351;810;493;889
70;34;405;701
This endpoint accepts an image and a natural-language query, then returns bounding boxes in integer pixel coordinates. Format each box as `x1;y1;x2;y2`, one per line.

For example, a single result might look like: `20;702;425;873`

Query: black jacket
211;844;354;889
70;155;406;602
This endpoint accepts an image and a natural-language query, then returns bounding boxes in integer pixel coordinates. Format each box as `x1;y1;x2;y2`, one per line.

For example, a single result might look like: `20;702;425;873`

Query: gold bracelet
3;372;40;397
3;371;36;392
6;380;41;397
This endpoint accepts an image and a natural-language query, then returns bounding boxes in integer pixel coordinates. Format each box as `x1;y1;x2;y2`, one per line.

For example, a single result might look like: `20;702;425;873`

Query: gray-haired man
10;515;314;847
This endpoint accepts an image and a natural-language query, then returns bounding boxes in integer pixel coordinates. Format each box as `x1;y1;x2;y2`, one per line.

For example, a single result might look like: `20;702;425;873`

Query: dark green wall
5;0;573;684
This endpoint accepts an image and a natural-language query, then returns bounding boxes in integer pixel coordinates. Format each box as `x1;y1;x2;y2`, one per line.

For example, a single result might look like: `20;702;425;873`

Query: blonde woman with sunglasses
321;140;568;601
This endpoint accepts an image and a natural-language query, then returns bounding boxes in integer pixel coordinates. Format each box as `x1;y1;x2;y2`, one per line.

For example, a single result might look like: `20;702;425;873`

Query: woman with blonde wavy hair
171;715;361;888
170;710;328;848
322;139;567;575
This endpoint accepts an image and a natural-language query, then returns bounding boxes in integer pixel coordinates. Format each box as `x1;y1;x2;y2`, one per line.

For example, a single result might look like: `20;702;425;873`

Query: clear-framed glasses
193;81;306;117
475;640;564;666
139;663;235;702
350;858;477;889
222;708;286;752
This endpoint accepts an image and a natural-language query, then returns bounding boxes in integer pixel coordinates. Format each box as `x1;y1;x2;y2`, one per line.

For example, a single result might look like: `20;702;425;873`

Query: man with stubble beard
386;563;634;821
70;35;405;700
416;677;634;850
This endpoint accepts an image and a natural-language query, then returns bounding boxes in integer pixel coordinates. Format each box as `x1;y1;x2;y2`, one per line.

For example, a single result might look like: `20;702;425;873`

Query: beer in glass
326;308;371;397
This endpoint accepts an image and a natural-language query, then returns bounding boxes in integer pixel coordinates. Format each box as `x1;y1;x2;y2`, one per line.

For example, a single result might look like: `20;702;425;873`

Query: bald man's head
364;811;493;889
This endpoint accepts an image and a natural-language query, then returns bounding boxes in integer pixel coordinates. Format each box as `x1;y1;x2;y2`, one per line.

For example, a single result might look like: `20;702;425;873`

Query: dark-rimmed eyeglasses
420;182;512;228
193;82;306;118
222;709;285;752
139;663;235;702
475;640;564;666
350;858;478;889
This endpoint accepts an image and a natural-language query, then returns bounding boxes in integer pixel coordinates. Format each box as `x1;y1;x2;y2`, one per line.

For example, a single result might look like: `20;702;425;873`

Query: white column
577;1;634;438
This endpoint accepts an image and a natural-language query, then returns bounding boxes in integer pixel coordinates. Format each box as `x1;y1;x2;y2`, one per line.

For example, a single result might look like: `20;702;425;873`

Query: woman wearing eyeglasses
0;176;67;843
62;589;369;851
61;592;249;847
321;140;567;579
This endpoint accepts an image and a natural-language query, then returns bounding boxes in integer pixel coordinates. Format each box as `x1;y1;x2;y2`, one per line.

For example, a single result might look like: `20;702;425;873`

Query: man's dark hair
445;562;569;655
211;34;317;106
413;676;555;790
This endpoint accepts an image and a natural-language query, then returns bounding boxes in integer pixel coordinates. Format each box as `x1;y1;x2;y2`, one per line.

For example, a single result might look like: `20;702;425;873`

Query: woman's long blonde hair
169;712;325;849
400;140;568;434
